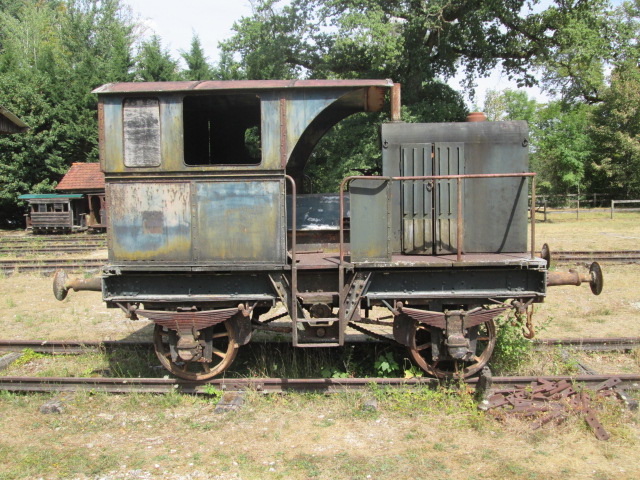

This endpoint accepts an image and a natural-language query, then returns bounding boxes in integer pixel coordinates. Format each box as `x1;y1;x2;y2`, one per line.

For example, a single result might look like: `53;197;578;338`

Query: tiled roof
55;163;105;192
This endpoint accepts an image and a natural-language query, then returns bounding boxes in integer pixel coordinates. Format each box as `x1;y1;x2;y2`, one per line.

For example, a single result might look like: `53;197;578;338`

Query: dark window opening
183;94;261;166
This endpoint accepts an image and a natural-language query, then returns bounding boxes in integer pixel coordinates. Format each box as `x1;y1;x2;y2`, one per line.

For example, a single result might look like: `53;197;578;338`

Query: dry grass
533;211;640;251
0;388;638;480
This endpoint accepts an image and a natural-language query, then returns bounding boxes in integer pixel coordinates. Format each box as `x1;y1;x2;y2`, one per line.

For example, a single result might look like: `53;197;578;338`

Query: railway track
1;251;638;274
0;374;638;394
0;244;106;256
1;338;637;394
555;250;640;263
0;337;639;355
0;258;104;274
1;337;638;355
0;235;105;254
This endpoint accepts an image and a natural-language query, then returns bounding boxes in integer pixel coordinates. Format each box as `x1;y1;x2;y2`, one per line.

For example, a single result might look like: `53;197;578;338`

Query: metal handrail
339;172;537;264
284;175;298;344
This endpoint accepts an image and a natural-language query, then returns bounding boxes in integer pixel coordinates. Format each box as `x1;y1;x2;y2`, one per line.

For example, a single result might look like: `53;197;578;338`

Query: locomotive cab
54;80;602;380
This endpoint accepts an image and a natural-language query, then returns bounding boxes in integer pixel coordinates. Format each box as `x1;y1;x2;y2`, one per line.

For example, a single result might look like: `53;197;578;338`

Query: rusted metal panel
102;97;124;173
350;179;391;261
123;98;161;167
382;122;528;254
260;95;281;170
108;182;192;262
93;79;395;94
284;89;350;158
193;179;285;264
160;96;184;171
97;100;105;169
98;84;393;175
280;98;287;169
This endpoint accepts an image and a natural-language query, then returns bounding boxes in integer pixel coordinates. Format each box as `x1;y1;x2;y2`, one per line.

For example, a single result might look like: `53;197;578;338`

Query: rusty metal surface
1;374;639;395
93;79;395;94
340;173;536;265
382;122;530;255
136;307;241;331
486;377;626;441
350;178;391;261
100;83;394;175
194;179;286;264
390;83;401;121
108;182;192;262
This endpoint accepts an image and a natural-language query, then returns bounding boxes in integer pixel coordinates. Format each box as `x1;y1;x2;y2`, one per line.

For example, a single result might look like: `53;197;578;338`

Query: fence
529;195;640;221
611;200;640;218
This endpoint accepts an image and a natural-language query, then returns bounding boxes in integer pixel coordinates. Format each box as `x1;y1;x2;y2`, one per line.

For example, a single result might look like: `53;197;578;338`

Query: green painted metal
18;194;84;199
350;179;391;261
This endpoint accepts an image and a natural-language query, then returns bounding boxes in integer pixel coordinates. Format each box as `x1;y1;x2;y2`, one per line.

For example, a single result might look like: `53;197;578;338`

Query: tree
590;63;640;197
220;1;629;104
181;34;213;80
484;89;538;123
135;35;178;81
0;0;138;226
533;102;595;195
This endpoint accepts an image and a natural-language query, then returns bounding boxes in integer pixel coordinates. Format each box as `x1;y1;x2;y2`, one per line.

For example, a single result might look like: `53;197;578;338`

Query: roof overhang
92;79;395;95
0;105;28;133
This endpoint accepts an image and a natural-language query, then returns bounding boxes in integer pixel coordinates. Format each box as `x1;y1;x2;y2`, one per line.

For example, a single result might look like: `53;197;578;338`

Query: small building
0;105;28;134
56;162;106;230
19;163;106;234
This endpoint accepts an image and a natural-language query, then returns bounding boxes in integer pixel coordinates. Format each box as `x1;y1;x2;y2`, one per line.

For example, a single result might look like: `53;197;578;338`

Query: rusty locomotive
53;80;603;380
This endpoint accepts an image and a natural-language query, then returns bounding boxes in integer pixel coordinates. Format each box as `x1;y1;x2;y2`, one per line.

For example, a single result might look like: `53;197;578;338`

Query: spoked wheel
408;320;497;378
153;321;238;381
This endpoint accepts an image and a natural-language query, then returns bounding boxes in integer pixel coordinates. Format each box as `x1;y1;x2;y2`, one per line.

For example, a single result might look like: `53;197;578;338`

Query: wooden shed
19;163;106;233
56;162;106;230
0;105;28;134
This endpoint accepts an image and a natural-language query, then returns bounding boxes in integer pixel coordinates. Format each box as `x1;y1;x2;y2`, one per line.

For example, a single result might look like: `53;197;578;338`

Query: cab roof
92;79;394;94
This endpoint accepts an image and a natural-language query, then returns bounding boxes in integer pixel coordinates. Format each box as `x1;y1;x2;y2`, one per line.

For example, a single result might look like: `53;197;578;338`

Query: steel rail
0;374;638;395
555;251;640;263
0;259;104;274
0;340;151;354
1;337;639;355
532;337;640;352
0;247;106;257
0;235;106;245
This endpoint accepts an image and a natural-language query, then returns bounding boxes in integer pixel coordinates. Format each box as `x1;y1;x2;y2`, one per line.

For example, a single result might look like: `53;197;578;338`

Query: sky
123;0;545;108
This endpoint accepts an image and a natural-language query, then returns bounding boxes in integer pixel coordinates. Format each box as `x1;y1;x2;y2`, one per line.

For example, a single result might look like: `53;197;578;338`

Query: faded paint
161;96;184;171
350;179;391;261
194;180;285;263
103;98;124;172
108;182;192;262
284;89;349;159
97;85;393;175
260;95;281;169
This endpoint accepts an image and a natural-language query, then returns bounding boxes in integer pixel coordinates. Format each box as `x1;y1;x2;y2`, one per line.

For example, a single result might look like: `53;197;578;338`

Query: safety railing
339;172;537;264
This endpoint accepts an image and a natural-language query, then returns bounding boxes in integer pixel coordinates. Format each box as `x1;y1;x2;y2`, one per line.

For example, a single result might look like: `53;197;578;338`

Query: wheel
408;319;497;378
153;321;238;381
